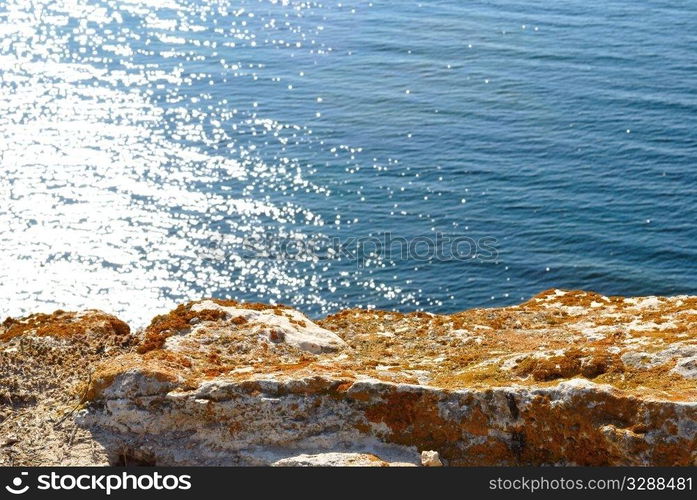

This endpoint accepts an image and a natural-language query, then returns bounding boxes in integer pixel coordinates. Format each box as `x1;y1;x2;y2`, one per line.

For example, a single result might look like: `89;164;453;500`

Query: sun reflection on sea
0;0;416;326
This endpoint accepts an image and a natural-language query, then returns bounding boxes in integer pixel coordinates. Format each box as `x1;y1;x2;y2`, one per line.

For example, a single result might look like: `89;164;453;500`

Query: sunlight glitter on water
0;0;423;326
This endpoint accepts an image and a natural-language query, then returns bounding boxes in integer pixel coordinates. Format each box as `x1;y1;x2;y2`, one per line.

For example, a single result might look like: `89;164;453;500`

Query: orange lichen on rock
315;289;697;399
0;310;130;342
72;290;696;466
3;290;694;466
137;299;298;354
512;347;621;381
0;309;136;466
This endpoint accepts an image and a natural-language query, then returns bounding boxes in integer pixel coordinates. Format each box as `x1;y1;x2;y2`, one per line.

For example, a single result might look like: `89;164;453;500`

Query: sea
1;0;696;327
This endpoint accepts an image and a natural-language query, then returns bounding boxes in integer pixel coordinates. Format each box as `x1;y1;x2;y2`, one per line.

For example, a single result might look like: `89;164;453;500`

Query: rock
0;309;134;466
2;290;696;466
77;291;696;466
274;452;398;467
421;450;443;467
135;299;346;356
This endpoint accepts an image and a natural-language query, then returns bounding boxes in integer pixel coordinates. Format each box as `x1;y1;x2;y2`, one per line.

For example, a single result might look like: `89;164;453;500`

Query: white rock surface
189;300;346;354
421;450;443;467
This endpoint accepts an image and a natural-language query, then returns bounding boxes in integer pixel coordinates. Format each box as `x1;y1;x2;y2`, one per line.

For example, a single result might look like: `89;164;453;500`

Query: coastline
1;289;695;466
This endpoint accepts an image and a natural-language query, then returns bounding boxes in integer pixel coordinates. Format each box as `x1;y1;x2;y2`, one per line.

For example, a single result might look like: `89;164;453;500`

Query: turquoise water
1;0;696;325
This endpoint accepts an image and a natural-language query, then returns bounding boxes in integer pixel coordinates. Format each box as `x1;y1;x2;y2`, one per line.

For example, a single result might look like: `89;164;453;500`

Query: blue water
1;0;696;326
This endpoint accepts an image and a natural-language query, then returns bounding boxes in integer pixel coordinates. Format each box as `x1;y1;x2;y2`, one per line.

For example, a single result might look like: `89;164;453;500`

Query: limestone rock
2;290;696;466
0;310;133;466
76;290;696;466
421;450;443;467
272;452;415;467
188;300;347;354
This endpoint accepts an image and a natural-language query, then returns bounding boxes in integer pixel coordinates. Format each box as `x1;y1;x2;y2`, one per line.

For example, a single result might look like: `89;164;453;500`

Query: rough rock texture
272;452;415;467
0;310;134;465
70;290;696;466
421;450;443;467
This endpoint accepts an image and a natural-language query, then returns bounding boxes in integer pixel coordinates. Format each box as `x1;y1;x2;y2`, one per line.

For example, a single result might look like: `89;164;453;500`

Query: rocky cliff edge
1;289;695;466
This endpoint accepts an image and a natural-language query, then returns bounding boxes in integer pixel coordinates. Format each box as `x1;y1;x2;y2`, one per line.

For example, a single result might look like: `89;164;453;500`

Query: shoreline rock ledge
1;290;696;466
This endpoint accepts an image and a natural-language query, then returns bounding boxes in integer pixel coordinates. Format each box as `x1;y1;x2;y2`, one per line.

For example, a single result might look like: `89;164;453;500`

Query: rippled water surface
1;0;696;326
